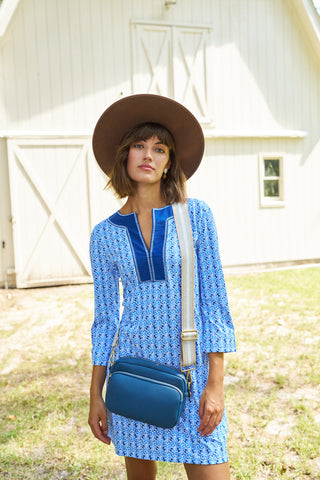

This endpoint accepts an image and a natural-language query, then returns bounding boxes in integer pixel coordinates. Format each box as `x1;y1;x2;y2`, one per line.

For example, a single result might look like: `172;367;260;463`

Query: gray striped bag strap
172;202;197;375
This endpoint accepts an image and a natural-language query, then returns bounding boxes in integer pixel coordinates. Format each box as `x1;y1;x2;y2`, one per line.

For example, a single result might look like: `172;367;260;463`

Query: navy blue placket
108;205;173;282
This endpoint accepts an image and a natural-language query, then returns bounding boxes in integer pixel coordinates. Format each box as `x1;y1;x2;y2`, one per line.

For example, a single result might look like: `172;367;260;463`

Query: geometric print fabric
90;198;236;464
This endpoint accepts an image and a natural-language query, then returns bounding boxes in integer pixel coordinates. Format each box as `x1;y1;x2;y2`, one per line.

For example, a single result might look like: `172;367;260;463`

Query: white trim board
203;129;307;139
0;129;307;140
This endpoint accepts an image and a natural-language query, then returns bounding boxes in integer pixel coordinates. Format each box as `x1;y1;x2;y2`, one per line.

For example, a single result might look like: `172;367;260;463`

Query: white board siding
0;0;318;133
188;136;320;266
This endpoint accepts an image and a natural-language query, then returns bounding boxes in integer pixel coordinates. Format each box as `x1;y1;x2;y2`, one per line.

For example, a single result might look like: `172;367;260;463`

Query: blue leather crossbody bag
105;203;197;429
106;357;189;428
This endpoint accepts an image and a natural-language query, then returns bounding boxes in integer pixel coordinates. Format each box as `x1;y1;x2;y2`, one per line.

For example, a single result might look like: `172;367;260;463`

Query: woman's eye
133;143;143;149
155;148;165;153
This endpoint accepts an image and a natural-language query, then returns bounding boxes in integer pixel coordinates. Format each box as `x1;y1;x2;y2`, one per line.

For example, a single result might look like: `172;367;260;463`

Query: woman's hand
197;382;225;437
88;394;111;445
197;352;225;437
88;365;110;444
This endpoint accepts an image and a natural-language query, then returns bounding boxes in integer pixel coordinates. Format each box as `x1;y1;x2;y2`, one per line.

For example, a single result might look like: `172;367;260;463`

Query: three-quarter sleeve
194;201;236;353
90;222;120;366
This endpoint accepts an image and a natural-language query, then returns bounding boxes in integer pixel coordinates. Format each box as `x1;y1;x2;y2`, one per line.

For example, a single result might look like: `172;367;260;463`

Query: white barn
0;0;319;288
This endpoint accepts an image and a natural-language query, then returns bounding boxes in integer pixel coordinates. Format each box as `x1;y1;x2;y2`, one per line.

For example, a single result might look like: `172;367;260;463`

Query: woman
88;94;236;480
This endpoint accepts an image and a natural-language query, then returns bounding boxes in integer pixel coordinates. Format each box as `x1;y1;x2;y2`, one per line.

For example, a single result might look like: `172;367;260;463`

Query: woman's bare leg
125;457;157;480
184;461;230;480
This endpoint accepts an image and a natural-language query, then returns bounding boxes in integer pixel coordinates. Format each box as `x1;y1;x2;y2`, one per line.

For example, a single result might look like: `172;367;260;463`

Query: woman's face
127;135;171;185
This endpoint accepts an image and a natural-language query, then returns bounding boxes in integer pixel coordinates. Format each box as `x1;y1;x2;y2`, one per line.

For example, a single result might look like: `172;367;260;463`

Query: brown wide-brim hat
92;94;204;179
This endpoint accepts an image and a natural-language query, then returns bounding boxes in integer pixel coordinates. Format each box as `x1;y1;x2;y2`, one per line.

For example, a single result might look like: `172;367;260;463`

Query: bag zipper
109;371;185;400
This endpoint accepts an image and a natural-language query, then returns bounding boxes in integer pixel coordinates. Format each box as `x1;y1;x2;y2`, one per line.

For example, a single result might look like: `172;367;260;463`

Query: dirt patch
0;284;94;374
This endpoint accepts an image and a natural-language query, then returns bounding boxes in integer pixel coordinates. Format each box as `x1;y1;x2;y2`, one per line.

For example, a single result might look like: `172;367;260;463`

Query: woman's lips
139;164;154;171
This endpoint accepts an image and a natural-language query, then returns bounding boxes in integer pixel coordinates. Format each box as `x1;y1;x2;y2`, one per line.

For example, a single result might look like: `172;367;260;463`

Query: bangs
122;122;176;151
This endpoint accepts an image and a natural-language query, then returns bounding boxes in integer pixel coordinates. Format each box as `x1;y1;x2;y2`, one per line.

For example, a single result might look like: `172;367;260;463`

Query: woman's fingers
98;422;111;445
198;385;224;436
198;407;223;436
89;415;111;444
88;399;111;445
198;409;224;436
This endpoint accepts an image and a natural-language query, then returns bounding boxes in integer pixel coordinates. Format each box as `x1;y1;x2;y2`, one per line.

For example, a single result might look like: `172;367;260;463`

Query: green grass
0;268;320;479
225;267;320;480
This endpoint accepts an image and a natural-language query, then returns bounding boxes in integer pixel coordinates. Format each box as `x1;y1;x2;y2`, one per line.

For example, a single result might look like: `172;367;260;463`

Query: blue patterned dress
90;198;236;464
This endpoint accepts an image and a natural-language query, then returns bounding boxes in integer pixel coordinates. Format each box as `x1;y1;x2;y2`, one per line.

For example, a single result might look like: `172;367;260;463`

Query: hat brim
92;94;204;179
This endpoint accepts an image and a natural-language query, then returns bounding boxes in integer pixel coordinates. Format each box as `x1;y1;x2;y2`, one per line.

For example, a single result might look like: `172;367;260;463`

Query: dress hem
112;447;229;465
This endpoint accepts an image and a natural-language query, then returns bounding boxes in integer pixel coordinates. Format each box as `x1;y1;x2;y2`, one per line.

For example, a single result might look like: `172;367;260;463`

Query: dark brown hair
107;122;187;204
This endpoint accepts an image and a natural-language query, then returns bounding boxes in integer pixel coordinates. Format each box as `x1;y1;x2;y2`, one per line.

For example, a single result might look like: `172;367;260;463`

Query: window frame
259;153;285;208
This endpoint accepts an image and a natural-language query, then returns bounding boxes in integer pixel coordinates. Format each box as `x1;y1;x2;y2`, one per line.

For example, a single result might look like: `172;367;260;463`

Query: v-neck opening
109;205;174;282
133;212;152;253
117;205;171;254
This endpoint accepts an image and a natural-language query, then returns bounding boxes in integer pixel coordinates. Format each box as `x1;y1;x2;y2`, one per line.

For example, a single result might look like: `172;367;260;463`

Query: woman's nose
144;149;152;160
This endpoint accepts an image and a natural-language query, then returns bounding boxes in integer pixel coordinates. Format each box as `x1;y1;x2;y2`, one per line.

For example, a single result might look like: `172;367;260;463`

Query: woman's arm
192;200;236;354
197;352;225;437
88;365;111;444
88;223;120;445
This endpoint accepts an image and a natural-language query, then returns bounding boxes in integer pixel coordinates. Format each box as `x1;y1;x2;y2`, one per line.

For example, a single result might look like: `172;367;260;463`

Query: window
259;154;285;207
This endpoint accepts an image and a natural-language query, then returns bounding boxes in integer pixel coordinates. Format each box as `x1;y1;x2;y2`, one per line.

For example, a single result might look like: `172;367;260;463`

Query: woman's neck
121;184;166;215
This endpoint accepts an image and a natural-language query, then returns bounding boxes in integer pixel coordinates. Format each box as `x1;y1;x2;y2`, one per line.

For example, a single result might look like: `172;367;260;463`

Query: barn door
131;21;212;124
7;138;93;288
131;23;171;96
172;27;210;123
